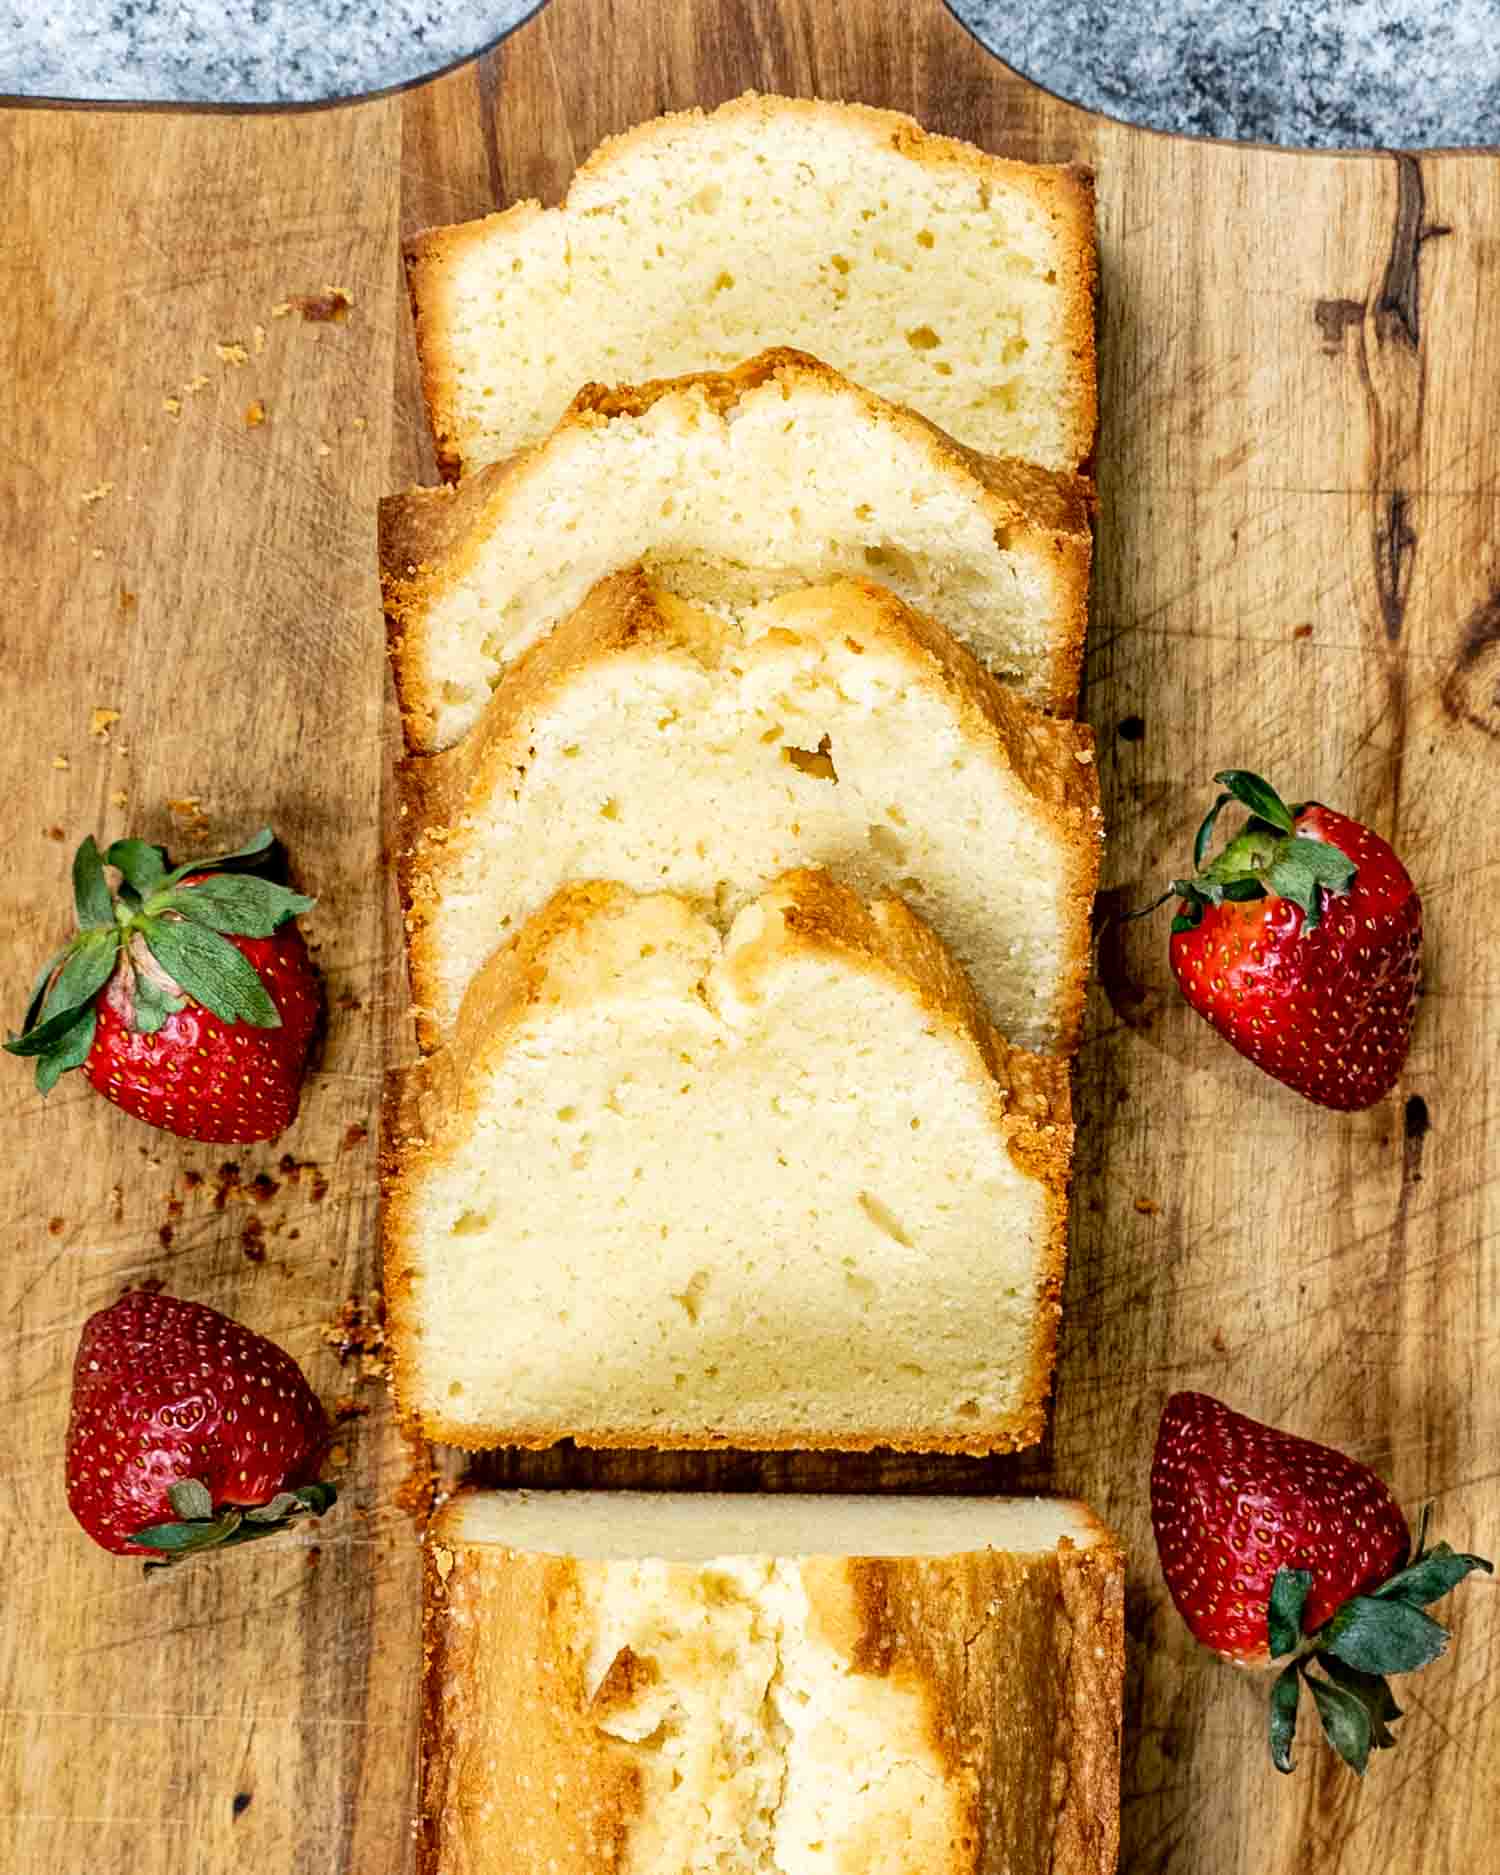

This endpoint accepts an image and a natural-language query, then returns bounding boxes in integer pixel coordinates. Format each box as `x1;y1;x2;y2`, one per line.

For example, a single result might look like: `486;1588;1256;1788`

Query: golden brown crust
420;1539;644;1875
378;347;1095;745
404;92;1097;479
1049;1535;1128;1875
803;1531;1123;1875
394;565;1102;1055
385;869;1073;1454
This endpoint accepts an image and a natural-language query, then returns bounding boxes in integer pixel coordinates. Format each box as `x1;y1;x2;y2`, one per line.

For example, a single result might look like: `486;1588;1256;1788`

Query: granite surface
0;0;543;105
1;0;1496;148
976;0;1500;148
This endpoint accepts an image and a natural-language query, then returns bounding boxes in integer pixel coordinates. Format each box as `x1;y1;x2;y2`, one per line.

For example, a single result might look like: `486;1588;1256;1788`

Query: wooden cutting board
2;1;1497;1869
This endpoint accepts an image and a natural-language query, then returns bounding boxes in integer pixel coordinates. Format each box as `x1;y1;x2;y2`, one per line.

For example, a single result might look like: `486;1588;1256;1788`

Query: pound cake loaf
399;569;1102;1054
421;1490;1125;1875
383;870;1072;1453
381;349;1093;753
406;93;1096;479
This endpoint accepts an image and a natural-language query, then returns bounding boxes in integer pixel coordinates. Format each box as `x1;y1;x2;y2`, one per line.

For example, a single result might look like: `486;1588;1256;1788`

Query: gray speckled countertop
1;0;1497;147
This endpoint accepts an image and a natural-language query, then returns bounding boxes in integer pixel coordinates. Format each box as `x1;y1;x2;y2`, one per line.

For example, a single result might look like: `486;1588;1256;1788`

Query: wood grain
2;0;1498;1869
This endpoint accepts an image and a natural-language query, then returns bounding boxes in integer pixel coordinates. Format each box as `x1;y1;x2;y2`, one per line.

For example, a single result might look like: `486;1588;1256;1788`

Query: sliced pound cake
382;349;1092;753
406;92;1096;478
422;1490;1124;1875
399;570;1102;1055
383;870;1072;1454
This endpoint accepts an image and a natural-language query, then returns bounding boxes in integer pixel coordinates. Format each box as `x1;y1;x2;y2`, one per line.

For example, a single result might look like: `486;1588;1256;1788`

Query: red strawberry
1162;770;1421;1110
66;1287;336;1563
1152;1391;1491;1775
7;828;319;1143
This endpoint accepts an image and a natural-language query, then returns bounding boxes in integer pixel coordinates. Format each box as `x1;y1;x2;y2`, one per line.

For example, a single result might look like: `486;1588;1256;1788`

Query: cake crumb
316;442;332;458
215;341;249;367
1074;748;1094;765
90;547;105;560
163;396;182;417
109;790;128;808
352;416;367;432
245;400;267;428
80;481;114;506
1134;1195;1160;1216
252;324;267;355
321;1291;387;1372
52;754;69;770
186;374;211;393
433;1546;454;1582
90;707;120;740
167;796;210;838
280;287;352;323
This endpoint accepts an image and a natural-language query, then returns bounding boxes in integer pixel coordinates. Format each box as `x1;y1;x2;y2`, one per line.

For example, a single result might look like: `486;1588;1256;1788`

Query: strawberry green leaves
1303;1673;1376;1776
1264;837;1356;932
1268;1662;1302;1772
132;1477;338;1572
4;828;316;1095
1262;1533;1492;1776
8;931;116;1091
1267;1566;1313;1659
104;838;169;900
156;873;315;939
142;918;280;1027
1372;1537;1493;1606
1214;770;1297;833
1320;1595;1449;1675
130;972;186;1036
72;836;116;929
35;1005;98;1093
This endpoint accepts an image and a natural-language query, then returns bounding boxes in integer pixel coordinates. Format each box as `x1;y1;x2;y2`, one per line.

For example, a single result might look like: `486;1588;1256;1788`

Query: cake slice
380;349;1093;753
383;870;1071;1453
399;570;1102;1055
406;92;1096;478
422;1490;1124;1875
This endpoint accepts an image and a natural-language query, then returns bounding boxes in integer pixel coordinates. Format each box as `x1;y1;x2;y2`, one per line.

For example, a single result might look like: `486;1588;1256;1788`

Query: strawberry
1152;1391;1491;1775
1161;770;1421;1110
6;828;319;1143
66;1287;336;1564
